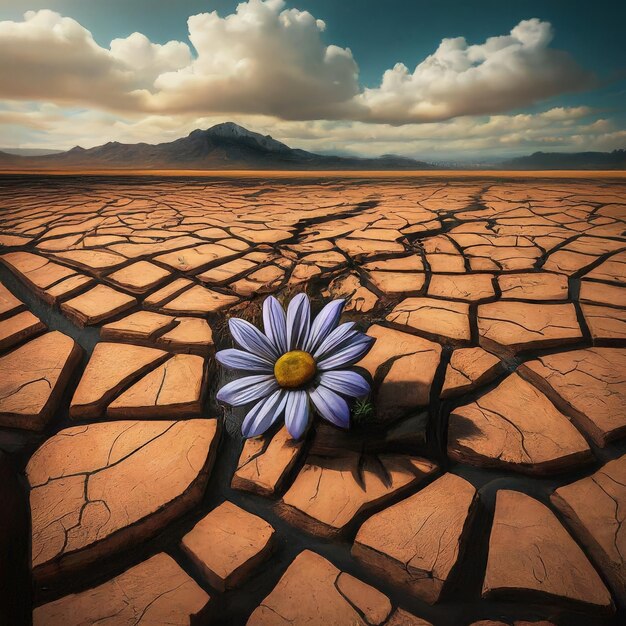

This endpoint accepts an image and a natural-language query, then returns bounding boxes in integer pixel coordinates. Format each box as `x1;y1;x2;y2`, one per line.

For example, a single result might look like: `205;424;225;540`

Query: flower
216;294;374;439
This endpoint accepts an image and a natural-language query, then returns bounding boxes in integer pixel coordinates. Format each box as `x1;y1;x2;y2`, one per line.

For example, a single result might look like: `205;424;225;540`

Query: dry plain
0;173;624;626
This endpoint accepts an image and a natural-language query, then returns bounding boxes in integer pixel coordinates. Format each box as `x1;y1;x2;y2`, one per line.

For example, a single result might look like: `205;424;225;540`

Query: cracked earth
0;174;624;626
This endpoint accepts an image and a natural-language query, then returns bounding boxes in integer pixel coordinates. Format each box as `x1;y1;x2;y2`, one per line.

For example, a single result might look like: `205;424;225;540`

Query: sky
0;0;624;161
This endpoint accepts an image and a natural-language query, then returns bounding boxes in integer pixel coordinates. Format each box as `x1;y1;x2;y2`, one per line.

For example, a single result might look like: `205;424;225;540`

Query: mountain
501;149;626;170
0;122;435;171
3;127;624;171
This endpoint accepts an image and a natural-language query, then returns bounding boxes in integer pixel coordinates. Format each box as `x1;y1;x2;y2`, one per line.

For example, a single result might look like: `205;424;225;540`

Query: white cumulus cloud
0;4;596;128
109;32;192;87
0;10;135;108
148;0;360;119
0;2;360;120
0;9;191;110
357;18;592;123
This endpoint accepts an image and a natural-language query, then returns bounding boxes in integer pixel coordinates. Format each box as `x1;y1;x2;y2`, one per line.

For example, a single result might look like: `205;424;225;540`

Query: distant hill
501;149;626;170
0;122;435;171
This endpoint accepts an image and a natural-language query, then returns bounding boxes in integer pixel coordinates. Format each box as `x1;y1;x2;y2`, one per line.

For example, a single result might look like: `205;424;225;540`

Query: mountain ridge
501;149;626;170
1;125;623;170
0;123;435;171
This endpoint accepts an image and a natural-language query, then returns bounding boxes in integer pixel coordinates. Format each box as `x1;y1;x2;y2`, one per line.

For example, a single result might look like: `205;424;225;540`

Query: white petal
284;389;309;439
241;389;287;438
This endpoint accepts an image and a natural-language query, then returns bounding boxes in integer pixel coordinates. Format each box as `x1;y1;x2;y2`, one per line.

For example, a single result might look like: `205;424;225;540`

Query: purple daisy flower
216;294;374;439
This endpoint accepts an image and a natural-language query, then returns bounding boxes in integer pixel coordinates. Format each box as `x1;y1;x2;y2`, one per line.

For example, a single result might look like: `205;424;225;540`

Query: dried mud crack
0;173;625;626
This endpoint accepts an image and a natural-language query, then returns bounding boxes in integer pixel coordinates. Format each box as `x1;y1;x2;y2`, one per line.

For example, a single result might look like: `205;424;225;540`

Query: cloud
0;2;360;120
109;33;192;87
0;9;189;110
149;0;361;119
265;106;614;158
0;10;131;108
539;106;591;121
3;101;620;161
357;18;593;123
0;5;591;126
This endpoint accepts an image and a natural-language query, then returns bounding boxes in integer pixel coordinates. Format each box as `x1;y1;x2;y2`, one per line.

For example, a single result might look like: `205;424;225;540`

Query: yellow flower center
274;350;316;388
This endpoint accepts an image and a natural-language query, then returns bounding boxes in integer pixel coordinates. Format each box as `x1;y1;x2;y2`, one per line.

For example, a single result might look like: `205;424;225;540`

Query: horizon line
1;169;625;179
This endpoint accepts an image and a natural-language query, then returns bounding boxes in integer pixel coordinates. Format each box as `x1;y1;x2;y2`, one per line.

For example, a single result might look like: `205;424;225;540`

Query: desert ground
0;173;624;626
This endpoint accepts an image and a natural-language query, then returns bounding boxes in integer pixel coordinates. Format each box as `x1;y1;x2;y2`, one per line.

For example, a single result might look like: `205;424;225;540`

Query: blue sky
0;0;624;160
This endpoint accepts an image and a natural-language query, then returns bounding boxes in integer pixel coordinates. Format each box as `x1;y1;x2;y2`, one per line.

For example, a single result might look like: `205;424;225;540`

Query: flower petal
241;389;287;438
229;317;278;361
309;386;350;429
312;321;356;360
216;348;273;372
216;375;278;406
317;335;375;371
319;370;370;398
284;389;309;439
305;299;345;353
286;293;311;350
263;296;287;354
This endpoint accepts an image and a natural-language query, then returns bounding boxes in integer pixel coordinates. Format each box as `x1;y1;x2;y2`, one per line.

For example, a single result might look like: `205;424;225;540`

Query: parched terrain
0;174;624;626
